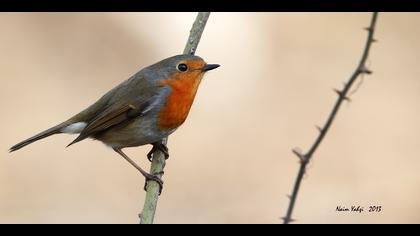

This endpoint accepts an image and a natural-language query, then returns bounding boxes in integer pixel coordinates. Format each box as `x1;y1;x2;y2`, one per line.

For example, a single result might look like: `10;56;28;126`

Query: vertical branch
283;12;379;224
184;12;211;55
139;12;211;224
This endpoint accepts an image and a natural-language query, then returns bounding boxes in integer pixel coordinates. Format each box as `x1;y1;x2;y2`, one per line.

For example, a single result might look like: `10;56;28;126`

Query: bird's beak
202;64;220;72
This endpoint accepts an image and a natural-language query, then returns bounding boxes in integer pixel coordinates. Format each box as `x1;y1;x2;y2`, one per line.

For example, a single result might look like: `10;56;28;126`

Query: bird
9;54;220;193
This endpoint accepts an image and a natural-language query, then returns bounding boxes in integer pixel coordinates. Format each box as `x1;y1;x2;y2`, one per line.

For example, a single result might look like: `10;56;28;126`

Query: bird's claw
143;172;164;195
147;143;170;162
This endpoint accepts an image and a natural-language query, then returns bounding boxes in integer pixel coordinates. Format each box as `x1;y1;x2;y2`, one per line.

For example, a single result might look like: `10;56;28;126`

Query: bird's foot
143;171;164;195
147;142;169;162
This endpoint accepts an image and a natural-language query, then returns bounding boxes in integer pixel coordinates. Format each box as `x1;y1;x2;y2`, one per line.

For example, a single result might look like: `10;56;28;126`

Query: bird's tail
9;123;68;152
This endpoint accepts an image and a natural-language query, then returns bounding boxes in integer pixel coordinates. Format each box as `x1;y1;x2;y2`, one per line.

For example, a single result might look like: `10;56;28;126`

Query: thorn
333;89;351;102
333;88;341;95
281;217;296;223
292;148;303;159
364;27;372;32
292;148;309;164
360;66;373;74
315;125;322;132
286;194;291;199
371;38;378;43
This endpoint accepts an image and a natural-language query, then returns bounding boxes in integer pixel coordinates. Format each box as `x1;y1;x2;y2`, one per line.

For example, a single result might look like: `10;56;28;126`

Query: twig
139;12;211;224
282;12;379;224
183;13;211;55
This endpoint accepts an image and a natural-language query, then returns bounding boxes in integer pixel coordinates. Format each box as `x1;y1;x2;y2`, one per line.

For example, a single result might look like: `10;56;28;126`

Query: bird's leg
147;141;169;162
113;148;163;194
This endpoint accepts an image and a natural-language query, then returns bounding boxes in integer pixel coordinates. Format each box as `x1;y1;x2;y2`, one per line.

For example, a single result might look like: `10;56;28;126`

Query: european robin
9;54;220;192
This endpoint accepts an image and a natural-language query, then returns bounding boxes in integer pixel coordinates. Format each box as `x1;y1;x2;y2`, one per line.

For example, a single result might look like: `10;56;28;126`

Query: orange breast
158;72;203;130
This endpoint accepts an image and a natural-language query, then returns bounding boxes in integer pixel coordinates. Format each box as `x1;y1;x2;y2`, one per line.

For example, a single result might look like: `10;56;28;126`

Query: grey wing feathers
66;98;153;147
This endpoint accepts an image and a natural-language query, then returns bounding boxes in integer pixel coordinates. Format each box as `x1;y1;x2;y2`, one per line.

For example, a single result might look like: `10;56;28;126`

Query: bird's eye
177;63;188;72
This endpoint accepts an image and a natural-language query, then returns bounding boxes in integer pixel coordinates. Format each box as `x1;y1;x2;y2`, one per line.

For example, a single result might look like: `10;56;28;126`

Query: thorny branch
139;12;211;224
283;12;379;224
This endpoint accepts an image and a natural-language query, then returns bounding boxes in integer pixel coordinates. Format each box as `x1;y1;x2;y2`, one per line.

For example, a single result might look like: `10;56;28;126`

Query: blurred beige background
0;13;419;224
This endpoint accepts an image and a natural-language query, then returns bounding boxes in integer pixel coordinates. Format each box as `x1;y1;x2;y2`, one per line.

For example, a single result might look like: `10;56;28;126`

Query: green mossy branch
139;12;211;224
